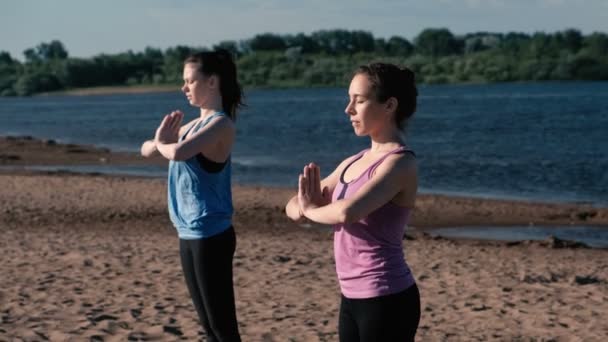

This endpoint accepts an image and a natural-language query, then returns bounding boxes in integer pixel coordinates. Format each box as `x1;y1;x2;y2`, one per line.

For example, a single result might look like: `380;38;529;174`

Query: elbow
288;213;305;223
141;148;153;158
285;202;303;222
140;141;153;158
285;206;296;221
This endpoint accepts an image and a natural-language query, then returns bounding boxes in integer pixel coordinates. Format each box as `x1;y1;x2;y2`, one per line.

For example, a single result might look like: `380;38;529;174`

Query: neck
369;127;405;153
199;96;223;119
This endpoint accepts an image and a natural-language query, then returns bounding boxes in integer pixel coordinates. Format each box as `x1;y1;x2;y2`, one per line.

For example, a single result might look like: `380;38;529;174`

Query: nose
345;101;355;116
181;84;188;93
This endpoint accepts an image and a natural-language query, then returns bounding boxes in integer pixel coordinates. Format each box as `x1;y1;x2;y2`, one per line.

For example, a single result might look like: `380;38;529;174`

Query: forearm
154;139;179;160
140;140;159;157
302;200;353;225
285;196;304;222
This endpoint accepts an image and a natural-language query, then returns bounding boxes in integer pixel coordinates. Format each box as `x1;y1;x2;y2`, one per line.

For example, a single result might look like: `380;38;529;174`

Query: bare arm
140;139;159;157
285;195;305;222
141;111;196;158
300;154;417;225
155;116;234;161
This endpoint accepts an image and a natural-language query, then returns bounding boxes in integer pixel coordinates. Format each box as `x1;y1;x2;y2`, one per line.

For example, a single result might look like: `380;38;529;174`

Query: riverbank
34;84;178;96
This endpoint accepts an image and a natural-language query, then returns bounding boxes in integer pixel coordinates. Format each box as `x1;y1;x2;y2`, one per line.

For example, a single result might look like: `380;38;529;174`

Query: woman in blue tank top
140;50;243;342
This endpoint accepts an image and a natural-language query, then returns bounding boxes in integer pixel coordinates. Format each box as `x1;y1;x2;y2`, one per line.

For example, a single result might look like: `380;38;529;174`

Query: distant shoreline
35;84;180;96
30;80;608;97
35;83;343;97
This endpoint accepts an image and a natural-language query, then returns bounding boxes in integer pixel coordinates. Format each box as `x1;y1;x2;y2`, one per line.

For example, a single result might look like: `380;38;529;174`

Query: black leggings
179;227;241;342
339;284;421;342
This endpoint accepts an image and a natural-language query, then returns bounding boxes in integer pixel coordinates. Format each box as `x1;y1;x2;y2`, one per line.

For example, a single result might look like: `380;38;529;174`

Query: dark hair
184;49;244;120
354;63;418;130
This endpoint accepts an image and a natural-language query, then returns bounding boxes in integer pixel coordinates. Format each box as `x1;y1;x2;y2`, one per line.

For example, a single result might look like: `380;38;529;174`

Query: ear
207;75;219;89
385;97;398;114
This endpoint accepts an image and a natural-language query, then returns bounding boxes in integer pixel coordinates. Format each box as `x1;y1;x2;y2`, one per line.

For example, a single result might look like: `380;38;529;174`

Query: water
1;82;607;205
425;226;608;249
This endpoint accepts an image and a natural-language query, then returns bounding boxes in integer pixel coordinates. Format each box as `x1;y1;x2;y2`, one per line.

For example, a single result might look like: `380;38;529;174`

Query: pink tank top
332;146;416;299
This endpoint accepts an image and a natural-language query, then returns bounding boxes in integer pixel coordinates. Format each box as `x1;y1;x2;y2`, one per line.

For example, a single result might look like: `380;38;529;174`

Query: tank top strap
194;111;227;133
180;121;197;141
180;111;227;141
346;149;370;167
205;111;227;125
367;146;414;178
339;149;370;183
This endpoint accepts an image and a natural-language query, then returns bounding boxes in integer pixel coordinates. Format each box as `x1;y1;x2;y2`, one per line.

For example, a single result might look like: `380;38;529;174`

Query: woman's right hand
299;163;330;213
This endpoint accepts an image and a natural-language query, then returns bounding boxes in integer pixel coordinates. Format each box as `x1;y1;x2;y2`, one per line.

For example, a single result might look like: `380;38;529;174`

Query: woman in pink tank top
286;63;421;341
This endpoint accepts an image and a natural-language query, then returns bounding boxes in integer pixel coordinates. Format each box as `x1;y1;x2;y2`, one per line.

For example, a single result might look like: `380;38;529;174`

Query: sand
1;136;607;341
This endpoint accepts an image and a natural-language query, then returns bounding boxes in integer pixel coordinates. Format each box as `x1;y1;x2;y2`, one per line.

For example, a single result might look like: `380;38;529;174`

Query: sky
1;0;607;60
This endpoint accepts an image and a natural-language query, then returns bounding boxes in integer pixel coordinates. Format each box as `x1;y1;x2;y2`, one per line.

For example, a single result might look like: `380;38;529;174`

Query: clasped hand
155;110;184;143
298;163;330;215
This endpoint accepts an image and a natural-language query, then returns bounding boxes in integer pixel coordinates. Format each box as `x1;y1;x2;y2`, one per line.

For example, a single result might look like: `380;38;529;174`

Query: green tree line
1;28;607;96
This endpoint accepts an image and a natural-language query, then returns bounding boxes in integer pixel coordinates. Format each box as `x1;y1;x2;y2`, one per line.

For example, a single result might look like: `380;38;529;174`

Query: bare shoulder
216;115;236;130
394;150;416;166
204;115;236;135
377;151;417;177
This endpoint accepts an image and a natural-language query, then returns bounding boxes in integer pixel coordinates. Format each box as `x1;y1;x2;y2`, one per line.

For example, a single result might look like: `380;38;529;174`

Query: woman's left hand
155;110;183;143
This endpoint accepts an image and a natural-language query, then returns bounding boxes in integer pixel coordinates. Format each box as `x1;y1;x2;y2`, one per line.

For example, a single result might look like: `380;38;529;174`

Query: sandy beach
1;136;607;341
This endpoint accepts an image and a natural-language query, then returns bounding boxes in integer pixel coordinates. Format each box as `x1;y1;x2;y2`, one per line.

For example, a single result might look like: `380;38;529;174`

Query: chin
352;127;367;136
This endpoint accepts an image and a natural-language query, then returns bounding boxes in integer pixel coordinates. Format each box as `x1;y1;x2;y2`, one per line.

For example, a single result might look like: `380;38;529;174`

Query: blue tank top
167;112;233;239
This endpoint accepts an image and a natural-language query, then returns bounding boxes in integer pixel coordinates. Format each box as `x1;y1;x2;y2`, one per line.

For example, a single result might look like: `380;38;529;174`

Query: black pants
339;284;421;342
179;227;241;342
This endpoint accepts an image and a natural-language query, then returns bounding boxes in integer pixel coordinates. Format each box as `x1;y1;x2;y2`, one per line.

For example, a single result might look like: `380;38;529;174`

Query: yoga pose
141;50;243;342
286;62;421;341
